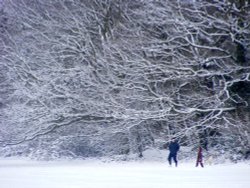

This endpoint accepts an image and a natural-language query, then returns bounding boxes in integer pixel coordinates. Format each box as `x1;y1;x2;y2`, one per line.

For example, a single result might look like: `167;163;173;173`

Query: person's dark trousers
196;157;204;167
168;153;178;167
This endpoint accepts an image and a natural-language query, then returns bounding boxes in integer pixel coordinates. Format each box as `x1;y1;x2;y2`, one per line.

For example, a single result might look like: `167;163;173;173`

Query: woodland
0;0;250;160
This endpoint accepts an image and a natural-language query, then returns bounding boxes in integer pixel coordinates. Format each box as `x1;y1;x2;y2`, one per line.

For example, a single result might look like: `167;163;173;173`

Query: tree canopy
0;0;249;159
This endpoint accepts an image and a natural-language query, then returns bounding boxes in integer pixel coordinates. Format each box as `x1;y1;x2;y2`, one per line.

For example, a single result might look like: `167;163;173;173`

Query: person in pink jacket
196;146;204;168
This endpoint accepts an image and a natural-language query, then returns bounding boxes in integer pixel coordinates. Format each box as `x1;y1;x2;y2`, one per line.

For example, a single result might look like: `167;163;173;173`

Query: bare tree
0;0;249;158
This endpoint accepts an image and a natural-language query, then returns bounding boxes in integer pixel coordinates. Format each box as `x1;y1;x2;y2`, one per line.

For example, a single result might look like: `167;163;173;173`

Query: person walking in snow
168;138;180;167
196;146;204;167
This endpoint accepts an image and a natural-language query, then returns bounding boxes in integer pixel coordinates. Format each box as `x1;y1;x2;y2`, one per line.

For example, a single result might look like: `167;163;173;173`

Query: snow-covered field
0;158;250;188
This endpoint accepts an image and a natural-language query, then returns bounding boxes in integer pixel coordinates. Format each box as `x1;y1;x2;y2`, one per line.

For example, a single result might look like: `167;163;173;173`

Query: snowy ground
0;158;250;188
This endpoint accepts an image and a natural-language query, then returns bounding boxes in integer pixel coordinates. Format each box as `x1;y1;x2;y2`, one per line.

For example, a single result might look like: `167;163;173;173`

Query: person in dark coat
168;139;180;167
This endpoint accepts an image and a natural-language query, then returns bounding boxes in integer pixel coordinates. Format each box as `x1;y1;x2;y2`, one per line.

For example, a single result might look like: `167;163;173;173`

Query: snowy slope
0;158;250;188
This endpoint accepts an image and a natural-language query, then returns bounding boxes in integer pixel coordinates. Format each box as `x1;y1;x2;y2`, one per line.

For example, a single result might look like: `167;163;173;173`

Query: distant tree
0;0;249;158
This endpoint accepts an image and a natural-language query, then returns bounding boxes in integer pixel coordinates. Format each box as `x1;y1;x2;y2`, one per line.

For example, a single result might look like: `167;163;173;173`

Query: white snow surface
0;158;250;188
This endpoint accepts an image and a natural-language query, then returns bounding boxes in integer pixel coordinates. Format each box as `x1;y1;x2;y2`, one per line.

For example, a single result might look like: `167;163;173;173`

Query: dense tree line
0;0;249;159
